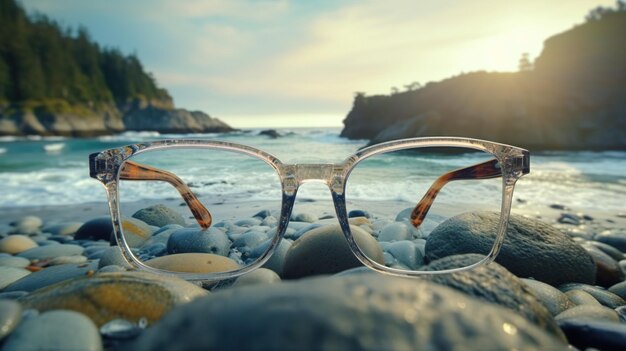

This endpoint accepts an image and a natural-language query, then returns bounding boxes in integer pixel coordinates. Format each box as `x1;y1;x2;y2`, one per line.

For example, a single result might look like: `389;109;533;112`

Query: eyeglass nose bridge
279;164;346;195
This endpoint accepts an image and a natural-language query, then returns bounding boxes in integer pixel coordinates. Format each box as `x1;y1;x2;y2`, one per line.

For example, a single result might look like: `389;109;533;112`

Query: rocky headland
0;97;234;137
341;9;626;150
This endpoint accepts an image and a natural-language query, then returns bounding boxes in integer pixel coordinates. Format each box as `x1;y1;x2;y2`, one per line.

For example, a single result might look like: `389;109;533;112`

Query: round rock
167;227;231;256
18;271;208;326
232;268;281;287
0;267;31;290
425;254;564;339
283;224;384;279
521;278;575;316
560;283;626;309
555;304;619;323
16;243;84;261
0;299;22;341
425;211;596;286
583;245;625;287
127;275;566;350
74;217;113;241
10;216;42;235
145;253;240;274
3;261;98;292
132;204;186;227
0;235;38;254
42;222;83;237
1;310;102;351
0;255;30;268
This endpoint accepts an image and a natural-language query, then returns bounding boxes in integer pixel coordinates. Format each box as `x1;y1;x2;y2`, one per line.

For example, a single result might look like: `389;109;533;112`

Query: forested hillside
0;0;232;136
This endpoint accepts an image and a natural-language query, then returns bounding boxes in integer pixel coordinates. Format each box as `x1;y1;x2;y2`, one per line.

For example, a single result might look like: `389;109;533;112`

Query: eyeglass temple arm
119;161;212;229
410;158;501;228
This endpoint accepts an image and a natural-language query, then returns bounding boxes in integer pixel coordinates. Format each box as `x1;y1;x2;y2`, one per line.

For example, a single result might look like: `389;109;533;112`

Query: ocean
0;128;624;217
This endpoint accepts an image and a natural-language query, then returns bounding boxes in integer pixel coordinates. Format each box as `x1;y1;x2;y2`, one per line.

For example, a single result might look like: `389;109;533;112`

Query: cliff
0;0;233;136
340;7;626;150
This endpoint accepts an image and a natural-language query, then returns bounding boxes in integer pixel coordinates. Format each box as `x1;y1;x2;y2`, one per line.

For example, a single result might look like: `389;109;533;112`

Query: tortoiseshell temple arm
119;161;212;229
410;158;501;228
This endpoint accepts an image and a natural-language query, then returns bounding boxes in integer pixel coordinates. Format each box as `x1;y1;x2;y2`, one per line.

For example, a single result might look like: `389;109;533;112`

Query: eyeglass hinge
89;152;113;179
508;151;530;175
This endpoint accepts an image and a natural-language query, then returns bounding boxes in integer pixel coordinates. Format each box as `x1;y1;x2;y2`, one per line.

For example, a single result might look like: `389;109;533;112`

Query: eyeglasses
89;137;529;281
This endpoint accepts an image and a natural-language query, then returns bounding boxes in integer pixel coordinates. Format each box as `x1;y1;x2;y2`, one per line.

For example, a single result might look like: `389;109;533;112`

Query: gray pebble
261;239;291;276
383;240;424;270
234;218;262;227
97;265;128;273
98;246;134;269
286;223;323;240
522;278;574;316
0;291;28;300
555;304;619;323
17;244;84;260
2;310;102;351
233;268;281;287
560;283;626;309
48;255;88;266
10;216;43;235
132;204;186;227
42;222;83;236
292;213;317;223
565;289;601;306
0;299;22;341
167;227;231;256
100;318;144;339
0;256;30;268
0;267;31;290
3;261;98;292
378;222;413;242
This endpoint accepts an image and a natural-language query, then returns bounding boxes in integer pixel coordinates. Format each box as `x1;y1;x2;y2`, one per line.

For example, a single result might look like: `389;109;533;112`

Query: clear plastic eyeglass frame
89;137;530;281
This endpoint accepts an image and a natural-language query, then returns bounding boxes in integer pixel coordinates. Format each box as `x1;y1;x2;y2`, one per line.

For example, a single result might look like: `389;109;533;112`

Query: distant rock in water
341;10;626;150
258;129;281;138
122;99;233;134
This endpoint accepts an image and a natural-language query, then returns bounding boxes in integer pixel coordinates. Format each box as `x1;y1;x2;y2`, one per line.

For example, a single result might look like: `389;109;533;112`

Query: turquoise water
0;128;624;213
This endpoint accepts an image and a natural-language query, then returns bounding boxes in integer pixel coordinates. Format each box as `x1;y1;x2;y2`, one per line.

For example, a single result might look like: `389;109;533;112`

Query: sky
20;0;615;128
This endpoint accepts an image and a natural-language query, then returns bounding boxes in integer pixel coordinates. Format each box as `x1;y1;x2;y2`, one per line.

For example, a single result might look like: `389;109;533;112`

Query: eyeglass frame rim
89;136;529;281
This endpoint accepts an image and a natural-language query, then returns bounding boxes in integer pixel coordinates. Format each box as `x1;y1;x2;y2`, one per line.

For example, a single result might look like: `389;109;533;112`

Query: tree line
0;0;170;111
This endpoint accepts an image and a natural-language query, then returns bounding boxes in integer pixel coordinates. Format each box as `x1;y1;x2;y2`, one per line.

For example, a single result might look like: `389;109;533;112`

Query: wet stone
283;224;384;279
425;255;564;340
0;299;22;341
583;245;625;287
555;304;619;323
3;261;98;292
0;267;31;290
522;278;574;316
17;243;84;261
167;227;231;256
128;275;566;351
595;232;626;252
10;216;43;235
1;310;102;351
382;240;424;270
292;213;317;223
42;222;83;237
233;268;281;287
285;223;322;240
608;280;626;300
586;241;625;261
558;319;626;351
48;255;88;266
74;217;113;241
565;289;601;306
234;218;262;227
560;283;626;309
18;271;208;326
98;246;133;269
100;318;144;339
348;210;371;218
0;235;38;255
261;239;291;276
425;211;596;286
0;255;30;268
378;222;414;242
132;204;186;227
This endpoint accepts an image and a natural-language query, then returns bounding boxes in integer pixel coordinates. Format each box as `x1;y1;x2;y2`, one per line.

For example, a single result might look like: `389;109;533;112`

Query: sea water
0;128;624;214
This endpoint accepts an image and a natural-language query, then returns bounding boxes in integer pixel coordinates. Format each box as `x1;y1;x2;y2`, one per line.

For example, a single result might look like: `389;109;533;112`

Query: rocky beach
1;198;626;350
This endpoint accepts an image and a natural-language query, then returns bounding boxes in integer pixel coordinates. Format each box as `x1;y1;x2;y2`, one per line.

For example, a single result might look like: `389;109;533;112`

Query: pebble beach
1;199;626;350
